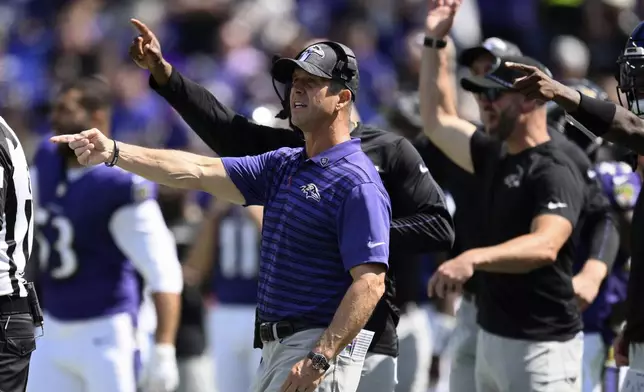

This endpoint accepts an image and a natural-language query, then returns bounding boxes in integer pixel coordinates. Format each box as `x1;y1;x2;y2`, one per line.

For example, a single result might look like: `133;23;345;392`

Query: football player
27;77;182;392
183;197;262;392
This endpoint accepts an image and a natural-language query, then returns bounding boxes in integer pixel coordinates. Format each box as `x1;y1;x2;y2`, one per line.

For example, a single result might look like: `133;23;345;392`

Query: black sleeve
470;130;502;178
411;136;453;186
388;138;455;253
150;69;304;157
556;136;620;268
0;141;11;215
532;163;585;226
584;210;620;270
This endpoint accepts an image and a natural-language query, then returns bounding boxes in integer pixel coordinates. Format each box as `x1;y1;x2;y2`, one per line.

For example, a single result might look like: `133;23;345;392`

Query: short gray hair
329;80;352;101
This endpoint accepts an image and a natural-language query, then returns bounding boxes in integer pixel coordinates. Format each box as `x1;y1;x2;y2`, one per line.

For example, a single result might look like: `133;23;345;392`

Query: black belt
258;320;314;343
0;296;29;315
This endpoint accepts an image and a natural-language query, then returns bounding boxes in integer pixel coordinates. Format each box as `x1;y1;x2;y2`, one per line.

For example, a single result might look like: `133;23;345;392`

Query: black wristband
105;139;119;167
423;36;447;49
570;93;616;138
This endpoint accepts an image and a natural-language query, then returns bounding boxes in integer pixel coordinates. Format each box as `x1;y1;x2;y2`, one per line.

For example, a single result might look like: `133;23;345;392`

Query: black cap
460;55;552;93
271;42;360;100
458;37;523;67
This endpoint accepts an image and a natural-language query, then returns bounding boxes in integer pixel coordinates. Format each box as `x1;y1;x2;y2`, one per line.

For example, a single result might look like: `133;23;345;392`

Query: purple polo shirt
222;138;391;325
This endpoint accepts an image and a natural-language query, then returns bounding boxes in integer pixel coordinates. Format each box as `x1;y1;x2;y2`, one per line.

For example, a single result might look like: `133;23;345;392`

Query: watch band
307;351;331;371
423;36;447;49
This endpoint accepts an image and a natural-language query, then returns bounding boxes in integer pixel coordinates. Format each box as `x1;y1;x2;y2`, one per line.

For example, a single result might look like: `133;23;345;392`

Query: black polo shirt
470;130;585;341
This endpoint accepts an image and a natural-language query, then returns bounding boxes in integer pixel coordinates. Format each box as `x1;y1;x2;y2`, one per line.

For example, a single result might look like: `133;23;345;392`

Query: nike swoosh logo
367;241;385;248
547;202;568;210
419;164;429;174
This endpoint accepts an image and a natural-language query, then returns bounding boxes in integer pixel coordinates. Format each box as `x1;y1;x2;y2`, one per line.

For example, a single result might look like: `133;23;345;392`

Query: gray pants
356;353;398;392
176;355;216;392
619;343;644;392
395;305;432;392
449;296;479;392
630;343;644;370
251;328;366;392
475;329;583;392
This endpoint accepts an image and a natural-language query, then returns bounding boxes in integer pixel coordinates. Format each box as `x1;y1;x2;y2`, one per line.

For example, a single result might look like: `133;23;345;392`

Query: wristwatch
307;351;331;372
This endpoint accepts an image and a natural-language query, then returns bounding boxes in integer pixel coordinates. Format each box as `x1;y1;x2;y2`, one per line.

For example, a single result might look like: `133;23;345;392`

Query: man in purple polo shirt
51;44;392;392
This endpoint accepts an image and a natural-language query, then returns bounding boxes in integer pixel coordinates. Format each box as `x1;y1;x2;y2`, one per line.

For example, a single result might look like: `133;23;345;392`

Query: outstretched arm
128;18;303;157
50;129;263;205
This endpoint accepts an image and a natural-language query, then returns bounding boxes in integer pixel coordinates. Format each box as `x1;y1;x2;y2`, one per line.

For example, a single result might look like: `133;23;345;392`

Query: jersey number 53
35;209;77;280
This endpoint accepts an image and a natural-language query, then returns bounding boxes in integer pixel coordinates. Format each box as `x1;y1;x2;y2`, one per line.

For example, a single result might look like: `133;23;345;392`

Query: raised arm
128;18;303;157
50;128;275;206
420;0;478;173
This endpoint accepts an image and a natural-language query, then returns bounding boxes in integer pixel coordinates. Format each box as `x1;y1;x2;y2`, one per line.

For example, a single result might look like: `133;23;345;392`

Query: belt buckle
260;322;279;342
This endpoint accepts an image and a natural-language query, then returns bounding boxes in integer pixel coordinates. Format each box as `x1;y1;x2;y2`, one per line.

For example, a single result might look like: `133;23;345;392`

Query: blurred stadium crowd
4;0;644;391
2;0;644;157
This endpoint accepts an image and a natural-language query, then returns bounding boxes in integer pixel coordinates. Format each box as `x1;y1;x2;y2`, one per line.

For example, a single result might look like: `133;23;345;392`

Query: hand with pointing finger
505;61;563;102
129;18;172;85
50;129;114;167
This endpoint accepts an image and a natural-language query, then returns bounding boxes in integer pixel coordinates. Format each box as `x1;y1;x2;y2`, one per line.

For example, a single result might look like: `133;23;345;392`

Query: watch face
311;353;328;370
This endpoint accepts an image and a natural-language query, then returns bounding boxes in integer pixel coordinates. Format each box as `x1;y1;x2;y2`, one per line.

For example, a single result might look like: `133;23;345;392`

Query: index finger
130;18;153;38
50;135;80;144
504;61;537;74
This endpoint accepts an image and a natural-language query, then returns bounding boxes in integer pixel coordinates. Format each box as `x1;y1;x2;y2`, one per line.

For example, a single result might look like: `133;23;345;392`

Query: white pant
357;353;398;392
208;304;261;392
582;333;605;392
177;354;217;392
475;329;583;392
449;296;479;392
395;305;432;392
27;312;138;392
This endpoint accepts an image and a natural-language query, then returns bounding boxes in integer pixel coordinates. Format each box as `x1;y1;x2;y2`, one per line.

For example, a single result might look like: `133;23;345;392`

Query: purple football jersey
211;205;260;305
33;139;157;321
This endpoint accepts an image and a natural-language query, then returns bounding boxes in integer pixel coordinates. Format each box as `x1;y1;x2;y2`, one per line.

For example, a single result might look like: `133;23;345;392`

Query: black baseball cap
460;55;552;93
458;37;523;67
271;41;360;100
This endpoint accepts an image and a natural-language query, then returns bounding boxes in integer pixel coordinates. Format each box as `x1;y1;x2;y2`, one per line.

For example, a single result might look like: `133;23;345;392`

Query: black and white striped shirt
0;117;33;297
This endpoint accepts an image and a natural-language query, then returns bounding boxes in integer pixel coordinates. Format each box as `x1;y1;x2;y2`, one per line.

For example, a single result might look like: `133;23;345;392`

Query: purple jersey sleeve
221;150;279;206
125;175;158;204
337;183;391;271
595;162;642;211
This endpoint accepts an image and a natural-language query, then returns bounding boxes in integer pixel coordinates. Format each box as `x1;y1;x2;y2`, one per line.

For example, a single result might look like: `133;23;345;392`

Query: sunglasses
476;88;507;102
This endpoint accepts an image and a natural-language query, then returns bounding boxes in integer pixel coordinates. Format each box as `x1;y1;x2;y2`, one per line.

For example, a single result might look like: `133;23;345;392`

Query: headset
272;41;358;120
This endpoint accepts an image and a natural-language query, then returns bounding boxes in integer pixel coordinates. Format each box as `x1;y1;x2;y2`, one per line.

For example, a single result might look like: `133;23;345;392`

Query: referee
502;20;644;385
128;19;455;392
0;116;37;391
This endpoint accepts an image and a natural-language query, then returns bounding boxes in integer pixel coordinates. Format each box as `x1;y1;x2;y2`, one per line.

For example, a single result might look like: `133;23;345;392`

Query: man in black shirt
419;2;587;391
503;19;644;387
418;5;618;392
128;18;455;392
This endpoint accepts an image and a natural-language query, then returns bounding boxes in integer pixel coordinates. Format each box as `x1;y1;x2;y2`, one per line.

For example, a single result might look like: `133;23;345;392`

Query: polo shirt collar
306;138;362;167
